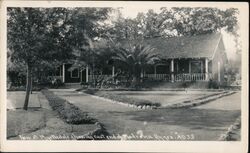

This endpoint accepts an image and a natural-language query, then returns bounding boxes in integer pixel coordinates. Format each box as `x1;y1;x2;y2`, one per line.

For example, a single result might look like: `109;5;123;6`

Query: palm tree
113;42;160;87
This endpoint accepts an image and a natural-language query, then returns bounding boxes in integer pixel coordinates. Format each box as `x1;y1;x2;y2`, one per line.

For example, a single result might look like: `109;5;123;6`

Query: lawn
88;90;221;107
7;91;41;109
7;91;98;140
54;89;241;140
7;108;46;139
7;90;241;140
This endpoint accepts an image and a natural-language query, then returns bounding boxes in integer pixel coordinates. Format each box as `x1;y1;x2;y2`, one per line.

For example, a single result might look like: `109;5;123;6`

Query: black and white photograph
0;1;248;152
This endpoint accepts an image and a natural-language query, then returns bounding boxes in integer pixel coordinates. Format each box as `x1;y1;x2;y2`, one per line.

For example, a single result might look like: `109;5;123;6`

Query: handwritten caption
19;132;195;140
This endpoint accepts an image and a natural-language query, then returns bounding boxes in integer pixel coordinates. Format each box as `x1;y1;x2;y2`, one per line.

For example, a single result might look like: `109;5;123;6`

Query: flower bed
85;89;161;108
41;89;97;124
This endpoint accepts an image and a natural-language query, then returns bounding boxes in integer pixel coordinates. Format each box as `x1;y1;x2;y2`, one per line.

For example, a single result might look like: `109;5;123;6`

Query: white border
0;1;248;152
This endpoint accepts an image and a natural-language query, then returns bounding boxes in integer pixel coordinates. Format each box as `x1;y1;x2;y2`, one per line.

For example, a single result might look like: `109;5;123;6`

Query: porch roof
124;33;223;59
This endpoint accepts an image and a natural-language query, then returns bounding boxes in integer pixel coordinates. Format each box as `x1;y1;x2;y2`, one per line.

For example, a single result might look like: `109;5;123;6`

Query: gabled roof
124;33;224;59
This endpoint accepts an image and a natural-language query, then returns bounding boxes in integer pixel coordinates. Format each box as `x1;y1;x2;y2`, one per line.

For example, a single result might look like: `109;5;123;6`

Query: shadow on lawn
126;108;241;128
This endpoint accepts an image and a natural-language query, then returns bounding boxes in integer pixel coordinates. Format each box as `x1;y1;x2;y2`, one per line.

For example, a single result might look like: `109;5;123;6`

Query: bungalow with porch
53;33;227;84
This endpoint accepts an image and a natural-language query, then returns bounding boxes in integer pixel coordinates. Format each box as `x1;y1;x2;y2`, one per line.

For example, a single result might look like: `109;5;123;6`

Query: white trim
80;70;83;82
112;66;115;77
86;65;89;83
171;59;174;72
218;61;221;82
205;58;209;81
70;68;79;78
62;63;65;83
171;59;174;82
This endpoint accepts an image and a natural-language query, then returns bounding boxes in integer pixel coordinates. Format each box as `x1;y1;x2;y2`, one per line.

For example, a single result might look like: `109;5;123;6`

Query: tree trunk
23;64;31;110
30;76;33;94
131;75;138;88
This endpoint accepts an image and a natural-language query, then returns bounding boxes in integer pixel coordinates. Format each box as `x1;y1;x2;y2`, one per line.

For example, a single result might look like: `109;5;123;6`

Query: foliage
42;89;97;124
112;42;160;86
208;79;220;89
108;7;239;40
7;7;111;109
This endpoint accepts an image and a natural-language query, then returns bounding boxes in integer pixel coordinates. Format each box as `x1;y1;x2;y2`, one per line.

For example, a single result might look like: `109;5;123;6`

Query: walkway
194;92;241;110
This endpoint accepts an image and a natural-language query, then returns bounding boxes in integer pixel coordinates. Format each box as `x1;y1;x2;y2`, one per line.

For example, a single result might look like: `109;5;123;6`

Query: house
53;33;228;84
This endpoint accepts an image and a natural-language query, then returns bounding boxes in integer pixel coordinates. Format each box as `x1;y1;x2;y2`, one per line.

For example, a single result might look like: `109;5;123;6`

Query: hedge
41;89;97;124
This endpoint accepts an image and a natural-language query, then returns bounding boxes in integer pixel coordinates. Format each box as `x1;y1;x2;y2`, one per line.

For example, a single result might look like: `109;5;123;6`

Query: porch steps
163;91;236;109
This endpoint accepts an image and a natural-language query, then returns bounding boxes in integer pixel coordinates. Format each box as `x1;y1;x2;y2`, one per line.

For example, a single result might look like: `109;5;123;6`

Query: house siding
211;39;226;84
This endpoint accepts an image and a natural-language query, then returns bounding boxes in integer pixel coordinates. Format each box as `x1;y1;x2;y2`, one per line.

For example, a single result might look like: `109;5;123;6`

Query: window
71;68;79;78
191;60;202;73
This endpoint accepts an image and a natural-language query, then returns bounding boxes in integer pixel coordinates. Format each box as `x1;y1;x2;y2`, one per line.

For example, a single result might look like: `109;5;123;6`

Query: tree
113;42;160;87
8;7;112;110
7;8;74;110
159;7;239;36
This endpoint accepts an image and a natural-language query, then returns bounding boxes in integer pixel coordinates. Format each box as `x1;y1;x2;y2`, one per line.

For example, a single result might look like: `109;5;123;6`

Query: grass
85;89;221;107
7;91;106;140
7;108;46;139
85;89;161;108
54;89;241;140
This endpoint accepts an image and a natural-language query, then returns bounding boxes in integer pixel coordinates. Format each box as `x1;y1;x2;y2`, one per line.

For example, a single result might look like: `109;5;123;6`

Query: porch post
205;58;209;81
140;69;143;82
80;70;82;82
112;65;115;82
86;65;89;83
154;65;157;78
62;63;65;83
171;59;174;82
218;62;221;82
140;69;143;78
112;66;115;77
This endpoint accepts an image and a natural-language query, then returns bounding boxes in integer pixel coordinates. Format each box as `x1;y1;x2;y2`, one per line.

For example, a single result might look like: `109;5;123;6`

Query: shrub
85;89;99;95
7;86;42;91
41;89;97;124
209;79;220;89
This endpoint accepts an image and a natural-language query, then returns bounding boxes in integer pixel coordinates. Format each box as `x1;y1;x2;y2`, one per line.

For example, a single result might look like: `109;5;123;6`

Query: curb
80;92;156;110
162;91;236;109
218;117;241;141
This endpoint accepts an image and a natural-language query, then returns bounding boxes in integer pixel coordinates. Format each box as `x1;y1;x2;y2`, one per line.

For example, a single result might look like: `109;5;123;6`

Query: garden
6;7;242;141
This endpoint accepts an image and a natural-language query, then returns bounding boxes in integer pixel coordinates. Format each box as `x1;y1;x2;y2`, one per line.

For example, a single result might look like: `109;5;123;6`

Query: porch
86;58;212;82
52;58;212;83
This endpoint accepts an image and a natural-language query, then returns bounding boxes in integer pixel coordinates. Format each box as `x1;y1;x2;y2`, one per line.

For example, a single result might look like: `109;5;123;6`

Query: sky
118;7;243;61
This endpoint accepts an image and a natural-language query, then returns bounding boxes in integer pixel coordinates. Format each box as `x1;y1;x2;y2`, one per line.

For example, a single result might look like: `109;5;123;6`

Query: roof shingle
124;33;223;59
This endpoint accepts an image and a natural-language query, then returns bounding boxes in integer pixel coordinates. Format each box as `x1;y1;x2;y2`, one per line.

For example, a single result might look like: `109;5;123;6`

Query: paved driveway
53;89;241;141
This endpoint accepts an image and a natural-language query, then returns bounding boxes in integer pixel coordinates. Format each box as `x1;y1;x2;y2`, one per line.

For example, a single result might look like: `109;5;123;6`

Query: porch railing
48;75;63;81
174;73;209;81
88;74;112;82
144;74;170;81
144;73;211;81
87;73;211;82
